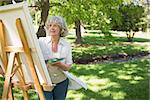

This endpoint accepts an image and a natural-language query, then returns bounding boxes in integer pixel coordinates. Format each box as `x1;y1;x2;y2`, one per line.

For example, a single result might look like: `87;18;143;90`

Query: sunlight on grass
68;91;85;100
117;75;132;80
111;91;126;100
129;80;139;84
101;90;126;99
99;81;121;91
67;58;150;100
87;78;111;92
129;76;144;84
0;58;149;99
100;90;111;97
124;64;137;68
134;76;144;80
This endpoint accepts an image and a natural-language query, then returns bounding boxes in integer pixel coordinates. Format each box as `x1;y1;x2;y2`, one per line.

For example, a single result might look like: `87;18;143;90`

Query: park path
129;32;150;47
113;31;150;45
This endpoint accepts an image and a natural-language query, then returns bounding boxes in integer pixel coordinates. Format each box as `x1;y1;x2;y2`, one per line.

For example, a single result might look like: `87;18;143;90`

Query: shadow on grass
73;44;148;64
0;59;149;100
82;36;150;46
115;37;150;42
69;58;150;100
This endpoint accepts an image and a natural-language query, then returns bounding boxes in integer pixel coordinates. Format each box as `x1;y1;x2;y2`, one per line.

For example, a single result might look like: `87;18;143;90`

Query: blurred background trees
0;0;149;43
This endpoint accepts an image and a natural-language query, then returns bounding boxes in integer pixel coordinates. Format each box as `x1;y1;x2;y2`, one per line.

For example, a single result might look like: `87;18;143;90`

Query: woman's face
46;22;61;36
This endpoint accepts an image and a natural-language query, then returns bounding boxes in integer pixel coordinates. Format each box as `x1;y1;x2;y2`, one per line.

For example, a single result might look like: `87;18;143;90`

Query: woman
38;16;72;100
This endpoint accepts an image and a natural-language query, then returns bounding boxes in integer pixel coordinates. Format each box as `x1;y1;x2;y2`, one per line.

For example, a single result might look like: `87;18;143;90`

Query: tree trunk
36;0;49;38
75;19;82;44
126;31;135;42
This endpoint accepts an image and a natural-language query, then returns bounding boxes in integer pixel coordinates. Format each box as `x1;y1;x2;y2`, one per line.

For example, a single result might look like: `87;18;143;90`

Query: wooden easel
0;18;48;100
0;19;14;100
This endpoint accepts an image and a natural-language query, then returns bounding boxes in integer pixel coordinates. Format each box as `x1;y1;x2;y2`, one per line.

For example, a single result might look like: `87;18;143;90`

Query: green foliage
27;0;43;26
49;0;124;34
49;0;91;25
113;3;145;31
0;1;8;6
86;0;123;33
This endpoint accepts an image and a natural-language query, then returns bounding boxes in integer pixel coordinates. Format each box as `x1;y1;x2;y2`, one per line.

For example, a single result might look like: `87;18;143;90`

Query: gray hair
45;16;68;37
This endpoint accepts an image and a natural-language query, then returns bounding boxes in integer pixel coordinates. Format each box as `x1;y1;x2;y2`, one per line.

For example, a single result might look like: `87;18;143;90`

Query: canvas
0;2;52;88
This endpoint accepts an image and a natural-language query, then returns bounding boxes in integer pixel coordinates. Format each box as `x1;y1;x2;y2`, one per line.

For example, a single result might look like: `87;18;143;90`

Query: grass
0;58;149;100
67;33;150;63
0;32;149;99
67;58;150;100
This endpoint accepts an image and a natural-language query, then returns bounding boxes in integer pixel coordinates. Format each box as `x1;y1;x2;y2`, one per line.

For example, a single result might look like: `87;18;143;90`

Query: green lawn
66;32;150;100
0;58;149;100
0;32;149;99
67;33;150;63
67;58;150;100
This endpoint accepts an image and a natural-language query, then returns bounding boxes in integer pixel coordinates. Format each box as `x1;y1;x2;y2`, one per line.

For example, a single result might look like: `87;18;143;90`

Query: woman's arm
51;62;71;71
51;41;73;71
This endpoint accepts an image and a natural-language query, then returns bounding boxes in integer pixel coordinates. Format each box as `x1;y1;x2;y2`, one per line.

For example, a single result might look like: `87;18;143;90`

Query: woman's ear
61;29;64;33
60;29;65;37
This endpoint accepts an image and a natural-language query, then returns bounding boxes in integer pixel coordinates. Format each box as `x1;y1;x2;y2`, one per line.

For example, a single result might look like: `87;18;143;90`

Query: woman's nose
50;25;55;29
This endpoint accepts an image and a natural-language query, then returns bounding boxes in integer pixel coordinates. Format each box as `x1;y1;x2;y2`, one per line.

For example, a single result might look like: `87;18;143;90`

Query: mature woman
38;16;72;100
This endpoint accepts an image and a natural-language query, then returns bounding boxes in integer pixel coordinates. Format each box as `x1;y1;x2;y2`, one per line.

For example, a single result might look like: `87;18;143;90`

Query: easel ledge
12;81;54;91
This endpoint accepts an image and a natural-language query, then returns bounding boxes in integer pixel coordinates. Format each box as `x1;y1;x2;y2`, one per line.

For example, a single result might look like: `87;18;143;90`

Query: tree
87;0;123;37
138;0;150;32
28;0;49;38
49;0;124;43
49;0;89;43
118;3;145;41
35;0;49;38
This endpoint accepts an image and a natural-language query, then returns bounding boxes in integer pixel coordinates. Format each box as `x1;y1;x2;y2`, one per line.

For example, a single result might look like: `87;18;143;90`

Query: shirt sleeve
65;44;73;65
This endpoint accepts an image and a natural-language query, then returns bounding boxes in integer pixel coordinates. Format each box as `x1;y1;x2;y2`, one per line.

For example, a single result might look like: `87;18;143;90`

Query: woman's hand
51;61;62;66
51;61;71;71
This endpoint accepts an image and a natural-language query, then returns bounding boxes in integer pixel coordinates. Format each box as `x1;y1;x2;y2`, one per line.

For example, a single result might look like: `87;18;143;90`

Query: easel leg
0;19;14;100
16;18;45;100
8;84;14;100
0;53;13;100
2;52;16;100
15;53;29;100
0;20;8;70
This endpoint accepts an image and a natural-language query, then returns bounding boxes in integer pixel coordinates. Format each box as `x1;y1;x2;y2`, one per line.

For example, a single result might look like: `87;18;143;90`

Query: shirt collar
46;36;64;45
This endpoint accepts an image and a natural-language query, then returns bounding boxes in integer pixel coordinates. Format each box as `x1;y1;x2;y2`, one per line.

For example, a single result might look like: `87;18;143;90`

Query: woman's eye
53;25;57;27
46;24;51;28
